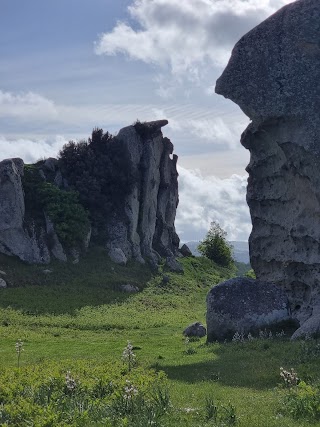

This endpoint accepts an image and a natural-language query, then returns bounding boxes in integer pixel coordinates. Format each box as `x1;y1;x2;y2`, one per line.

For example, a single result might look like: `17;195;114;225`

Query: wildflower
123;379;138;400
247;333;254;341
122;341;136;371
15;339;24;368
65;370;77;392
232;332;244;342
280;367;299;387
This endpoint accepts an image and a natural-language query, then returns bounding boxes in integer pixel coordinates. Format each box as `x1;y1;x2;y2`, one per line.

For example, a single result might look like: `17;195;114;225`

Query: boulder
215;0;320;336
0;270;6;275
206;278;293;342
165;256;184;273
183;322;206;338
180;244;193;257
0;278;7;288
108;247;127;265
120;284;139;293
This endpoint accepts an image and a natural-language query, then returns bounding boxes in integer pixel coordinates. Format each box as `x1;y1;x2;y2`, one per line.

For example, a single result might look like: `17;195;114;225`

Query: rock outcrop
215;0;320;337
0;159;50;263
206;278;293;342
106;120;180;268
0;120;181;269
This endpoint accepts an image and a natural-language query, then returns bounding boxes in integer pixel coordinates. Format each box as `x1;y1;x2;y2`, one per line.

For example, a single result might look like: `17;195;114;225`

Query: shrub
58;129;137;242
23;165;90;248
198;221;234;267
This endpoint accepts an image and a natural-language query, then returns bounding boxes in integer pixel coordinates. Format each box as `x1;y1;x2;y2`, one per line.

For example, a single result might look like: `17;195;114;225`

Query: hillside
0;252;319;426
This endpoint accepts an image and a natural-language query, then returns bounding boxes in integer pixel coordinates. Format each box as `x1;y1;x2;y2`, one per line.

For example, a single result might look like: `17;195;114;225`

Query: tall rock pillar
215;0;320;337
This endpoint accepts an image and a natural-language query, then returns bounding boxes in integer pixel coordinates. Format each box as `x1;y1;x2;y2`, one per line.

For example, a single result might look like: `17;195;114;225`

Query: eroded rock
207;278;293;342
107;120;180;266
215;0;320;337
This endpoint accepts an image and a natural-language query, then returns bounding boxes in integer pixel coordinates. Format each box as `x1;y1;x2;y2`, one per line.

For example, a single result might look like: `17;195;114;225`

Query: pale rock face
215;0;320;337
0;159;50;264
108;247;127;266
108;120;181;269
206;278;293;342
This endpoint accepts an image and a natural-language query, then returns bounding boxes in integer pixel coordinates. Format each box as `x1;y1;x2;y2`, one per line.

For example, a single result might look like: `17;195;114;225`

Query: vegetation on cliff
23;165;90;248
58;129;136;241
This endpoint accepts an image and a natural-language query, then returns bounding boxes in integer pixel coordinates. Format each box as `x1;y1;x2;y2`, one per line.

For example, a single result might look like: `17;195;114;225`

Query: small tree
198;221;234;267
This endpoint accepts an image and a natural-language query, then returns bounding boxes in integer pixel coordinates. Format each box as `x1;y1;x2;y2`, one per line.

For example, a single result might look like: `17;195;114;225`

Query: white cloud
0;136;68;163
0;90;57;120
176;166;251;241
95;0;293;78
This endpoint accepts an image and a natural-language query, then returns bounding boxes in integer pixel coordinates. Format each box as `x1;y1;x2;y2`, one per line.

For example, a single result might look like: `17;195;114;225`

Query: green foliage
0;361;169;426
58;129;137;241
281;381;320;422
245;269;256;279
133;119;153;139
198;221;234;267
205;397;238;426
23;165;90;248
2;252;320;426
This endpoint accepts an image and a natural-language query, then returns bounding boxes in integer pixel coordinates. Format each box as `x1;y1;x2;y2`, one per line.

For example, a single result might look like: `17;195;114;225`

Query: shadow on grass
0;248;153;315
157;340;296;390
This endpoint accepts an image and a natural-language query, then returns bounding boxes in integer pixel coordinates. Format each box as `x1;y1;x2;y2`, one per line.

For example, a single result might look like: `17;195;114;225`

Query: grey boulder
180;244;193;257
0;278;7;288
108;247;127;265
206;278;293;342
183;322;206;338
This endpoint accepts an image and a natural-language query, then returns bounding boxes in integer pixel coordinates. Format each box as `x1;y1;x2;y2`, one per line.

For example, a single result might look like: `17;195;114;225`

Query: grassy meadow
0;250;320;426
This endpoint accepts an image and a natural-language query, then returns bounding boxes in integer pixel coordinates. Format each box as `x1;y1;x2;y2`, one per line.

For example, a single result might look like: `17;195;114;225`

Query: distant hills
185;240;250;264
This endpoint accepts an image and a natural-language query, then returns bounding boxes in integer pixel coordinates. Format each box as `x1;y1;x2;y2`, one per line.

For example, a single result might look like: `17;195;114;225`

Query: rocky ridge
0;120;181;270
212;0;320;338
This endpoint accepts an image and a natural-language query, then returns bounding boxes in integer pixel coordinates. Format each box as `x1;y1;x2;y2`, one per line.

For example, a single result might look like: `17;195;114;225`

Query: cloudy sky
1;0;292;242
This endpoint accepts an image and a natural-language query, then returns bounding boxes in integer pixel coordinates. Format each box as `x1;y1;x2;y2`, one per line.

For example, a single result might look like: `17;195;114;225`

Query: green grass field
1;250;320;426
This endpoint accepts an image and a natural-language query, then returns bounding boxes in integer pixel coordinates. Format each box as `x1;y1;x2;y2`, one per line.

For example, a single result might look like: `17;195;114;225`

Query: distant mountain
184;240;250;264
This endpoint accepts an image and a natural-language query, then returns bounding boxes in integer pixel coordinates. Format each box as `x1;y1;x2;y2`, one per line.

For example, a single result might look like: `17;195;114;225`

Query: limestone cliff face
105;120;180;266
215;0;320;336
0;120;180;268
0;158;51;263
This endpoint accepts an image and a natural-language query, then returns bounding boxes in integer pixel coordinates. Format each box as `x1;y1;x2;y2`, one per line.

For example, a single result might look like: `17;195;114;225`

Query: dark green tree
198;221;234;267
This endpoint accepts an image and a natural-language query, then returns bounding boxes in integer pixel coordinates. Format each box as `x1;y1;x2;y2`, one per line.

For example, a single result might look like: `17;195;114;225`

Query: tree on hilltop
198;221;234;267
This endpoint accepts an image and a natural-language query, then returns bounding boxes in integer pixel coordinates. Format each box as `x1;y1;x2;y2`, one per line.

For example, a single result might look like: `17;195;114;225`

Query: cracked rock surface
214;0;320;338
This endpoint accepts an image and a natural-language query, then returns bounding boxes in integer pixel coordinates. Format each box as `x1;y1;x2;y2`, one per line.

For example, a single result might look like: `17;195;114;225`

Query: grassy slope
0;251;319;426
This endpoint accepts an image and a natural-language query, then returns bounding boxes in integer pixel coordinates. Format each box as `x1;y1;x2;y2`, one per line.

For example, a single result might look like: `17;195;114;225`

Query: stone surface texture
206;278;292;342
183;322;207;338
106;120;180;267
215;0;320;338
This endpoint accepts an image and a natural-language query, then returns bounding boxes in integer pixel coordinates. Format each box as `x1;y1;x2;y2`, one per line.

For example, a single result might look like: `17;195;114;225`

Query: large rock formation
215;0;320;337
106;120;180;267
207;278;293;342
0;120;181;269
0;158;51;263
